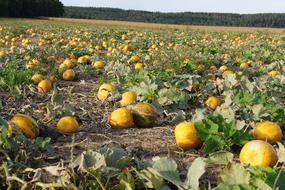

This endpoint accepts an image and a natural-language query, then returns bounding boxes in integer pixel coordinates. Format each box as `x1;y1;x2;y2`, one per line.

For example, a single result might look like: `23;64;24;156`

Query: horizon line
64;5;285;15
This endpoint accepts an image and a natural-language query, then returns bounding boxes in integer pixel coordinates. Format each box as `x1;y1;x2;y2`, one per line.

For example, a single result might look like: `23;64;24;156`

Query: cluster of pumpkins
31;55;106;94
8;52;283;168
31;54;146;94
9;89;282;168
206;63;281;80
7;83;157;139
8;114;79;138
175;96;282;168
97;84;157;129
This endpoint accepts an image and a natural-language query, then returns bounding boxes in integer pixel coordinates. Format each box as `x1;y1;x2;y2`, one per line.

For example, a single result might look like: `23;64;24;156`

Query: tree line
64;7;285;28
0;0;64;17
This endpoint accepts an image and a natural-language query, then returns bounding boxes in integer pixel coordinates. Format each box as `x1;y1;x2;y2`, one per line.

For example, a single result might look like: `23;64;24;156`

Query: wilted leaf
276;142;285;163
185;157;206;189
223;91;233;106
192;109;206;123
70;150;106;172
220;163;250;185
236;120;246;130
251;104;265;118
224;74;238;89
170;110;186;125
206;151;234;166
26;166;71;185
214;104;235;122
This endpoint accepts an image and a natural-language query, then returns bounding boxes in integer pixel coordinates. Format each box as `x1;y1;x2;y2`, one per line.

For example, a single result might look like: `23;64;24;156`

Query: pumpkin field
0;18;285;189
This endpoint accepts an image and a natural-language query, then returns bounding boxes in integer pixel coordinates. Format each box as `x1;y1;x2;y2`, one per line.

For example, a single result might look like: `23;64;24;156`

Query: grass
0;60;33;91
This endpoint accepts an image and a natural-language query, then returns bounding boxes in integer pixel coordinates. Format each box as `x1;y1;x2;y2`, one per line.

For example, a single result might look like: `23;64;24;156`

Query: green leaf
267;170;285;190
0;116;9;129
113;172;135;190
195;122;209;140
195;115;251;154
252;178;272;190
204;136;226;154
152;157;184;188
205;119;219;134
136;168;164;190
34;137;51;151
98;146;131;169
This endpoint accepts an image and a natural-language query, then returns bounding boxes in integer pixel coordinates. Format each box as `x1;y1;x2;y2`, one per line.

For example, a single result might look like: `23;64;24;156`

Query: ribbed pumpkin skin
109;108;134;129
97;84;115;101
120;91;137;107
9;114;39;139
31;74;43;85
130;103;157;128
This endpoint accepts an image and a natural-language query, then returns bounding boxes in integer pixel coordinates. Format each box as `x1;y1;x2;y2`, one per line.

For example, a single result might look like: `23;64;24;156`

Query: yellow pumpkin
58;63;68;73
210;65;217;71
253;121;282;144
123;45;130;52
38;79;52;93
31;74;44;85
56;116;79;134
62;69;75;81
0;50;6;58
219;65;228;72
97;83;115;101
268;70;278;77
135;63;145;70
130;55;140;63
240;63;249;69
63;58;76;69
129;103;157;128
92;61;105;70
239;140;278;167
109;108;134;129
78;55;90;64
120;91;137;107
222;70;234;78
205;96;220;110
26;59;40;69
174;121;202;149
9;114;39;139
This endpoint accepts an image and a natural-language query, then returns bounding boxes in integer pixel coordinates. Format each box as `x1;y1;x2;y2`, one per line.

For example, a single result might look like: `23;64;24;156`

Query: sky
61;0;285;14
